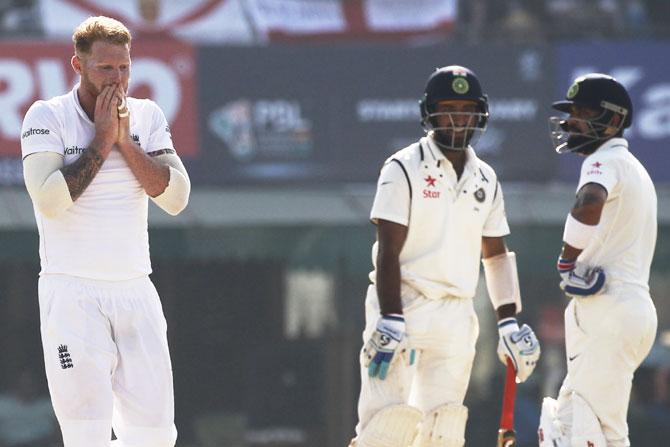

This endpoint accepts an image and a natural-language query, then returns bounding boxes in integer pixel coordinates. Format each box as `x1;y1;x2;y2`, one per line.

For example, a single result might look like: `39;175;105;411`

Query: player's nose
109;68;124;82
565;117;582;131
452;112;471;127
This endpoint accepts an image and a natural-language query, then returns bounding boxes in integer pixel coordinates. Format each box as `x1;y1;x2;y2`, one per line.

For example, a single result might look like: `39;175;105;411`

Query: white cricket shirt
575;138;657;288
21;86;175;281
369;136;510;300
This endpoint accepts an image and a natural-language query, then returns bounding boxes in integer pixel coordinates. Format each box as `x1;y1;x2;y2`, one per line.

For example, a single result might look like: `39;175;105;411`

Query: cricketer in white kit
540;74;657;447
349;66;541;447
20;16;190;447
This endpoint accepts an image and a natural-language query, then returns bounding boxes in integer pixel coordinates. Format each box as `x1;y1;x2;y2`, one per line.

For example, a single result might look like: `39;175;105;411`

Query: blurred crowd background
1;1;669;446
1;0;670;42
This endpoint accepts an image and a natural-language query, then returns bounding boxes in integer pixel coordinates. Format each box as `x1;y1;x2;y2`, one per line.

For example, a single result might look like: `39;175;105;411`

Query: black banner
192;44;556;185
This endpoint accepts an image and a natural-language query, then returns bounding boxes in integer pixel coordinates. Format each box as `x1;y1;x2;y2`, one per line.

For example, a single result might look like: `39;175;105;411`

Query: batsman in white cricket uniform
539;74;657;447
20;17;190;447
349;66;541;447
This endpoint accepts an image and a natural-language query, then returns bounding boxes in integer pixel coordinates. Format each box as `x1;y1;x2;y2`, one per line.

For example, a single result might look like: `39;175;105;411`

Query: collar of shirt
422;135;480;183
70;84;94;125
596;137;628;153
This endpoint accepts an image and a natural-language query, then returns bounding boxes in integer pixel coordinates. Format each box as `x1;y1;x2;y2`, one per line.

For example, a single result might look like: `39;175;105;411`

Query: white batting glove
557;258;606;297
363;314;415;380
497;318;540;383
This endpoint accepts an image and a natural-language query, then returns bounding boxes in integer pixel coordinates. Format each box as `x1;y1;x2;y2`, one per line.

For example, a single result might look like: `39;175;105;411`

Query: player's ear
71;55;81;75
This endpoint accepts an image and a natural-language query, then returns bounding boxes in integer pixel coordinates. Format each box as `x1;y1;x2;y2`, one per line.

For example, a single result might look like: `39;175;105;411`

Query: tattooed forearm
61;148;105;201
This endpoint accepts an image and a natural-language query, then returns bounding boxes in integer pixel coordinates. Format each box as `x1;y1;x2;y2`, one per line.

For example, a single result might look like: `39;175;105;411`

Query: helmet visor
548;114;612;154
423;110;488;151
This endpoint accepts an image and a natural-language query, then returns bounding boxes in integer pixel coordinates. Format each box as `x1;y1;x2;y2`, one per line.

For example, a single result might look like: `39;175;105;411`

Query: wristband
557;257;576;273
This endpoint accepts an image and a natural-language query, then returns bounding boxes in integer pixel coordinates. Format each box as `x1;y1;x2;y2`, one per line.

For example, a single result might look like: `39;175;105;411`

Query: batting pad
538;397;568;447
413;403;468;447
572;392;607;447
356;404;422;447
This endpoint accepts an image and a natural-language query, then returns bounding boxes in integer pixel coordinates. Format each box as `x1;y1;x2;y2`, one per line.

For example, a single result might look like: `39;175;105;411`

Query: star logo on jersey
587;161;603;176
424;175;437;187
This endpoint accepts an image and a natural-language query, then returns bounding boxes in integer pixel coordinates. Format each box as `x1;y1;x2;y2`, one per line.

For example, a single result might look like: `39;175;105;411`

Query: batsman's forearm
376;253;403;315
61;145;107;201
496;303;516;320
560;242;582;261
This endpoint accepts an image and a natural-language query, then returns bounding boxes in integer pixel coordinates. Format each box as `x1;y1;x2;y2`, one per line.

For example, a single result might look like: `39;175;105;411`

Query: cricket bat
497;357;517;447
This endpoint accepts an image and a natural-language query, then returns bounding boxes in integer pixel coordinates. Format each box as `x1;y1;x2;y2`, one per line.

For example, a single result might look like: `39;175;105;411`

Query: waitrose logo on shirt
21;128;50;139
64;146;86;155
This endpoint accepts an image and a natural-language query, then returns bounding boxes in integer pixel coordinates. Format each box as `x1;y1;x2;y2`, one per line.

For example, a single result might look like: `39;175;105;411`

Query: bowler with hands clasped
21;16;189;447
349;66;540;447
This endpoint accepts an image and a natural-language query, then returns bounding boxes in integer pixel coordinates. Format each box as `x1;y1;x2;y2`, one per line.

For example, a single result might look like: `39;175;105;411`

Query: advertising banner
39;0;254;44
246;0;456;41
195;44;555;185
0;41;198;185
555;42;670;183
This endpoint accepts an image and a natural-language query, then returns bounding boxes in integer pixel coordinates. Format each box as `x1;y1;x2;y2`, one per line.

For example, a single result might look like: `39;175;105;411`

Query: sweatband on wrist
563;213;597;250
557;257;576;273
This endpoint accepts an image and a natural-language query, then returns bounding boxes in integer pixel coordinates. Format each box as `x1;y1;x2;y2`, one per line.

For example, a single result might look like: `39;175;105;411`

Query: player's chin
450;134;468;146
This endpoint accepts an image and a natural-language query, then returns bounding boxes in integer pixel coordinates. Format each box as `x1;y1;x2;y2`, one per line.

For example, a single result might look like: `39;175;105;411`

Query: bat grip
500;357;517;430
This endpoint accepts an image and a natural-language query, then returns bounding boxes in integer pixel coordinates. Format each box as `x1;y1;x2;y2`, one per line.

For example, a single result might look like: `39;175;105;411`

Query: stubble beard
80;72;129;101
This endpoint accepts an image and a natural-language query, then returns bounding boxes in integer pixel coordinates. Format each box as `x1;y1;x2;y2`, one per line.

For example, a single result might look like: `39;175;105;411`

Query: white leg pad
356;404;423;447
414;403;468;447
60;419;111;447
111;423;177;447
571;393;606;447
538;397;568;447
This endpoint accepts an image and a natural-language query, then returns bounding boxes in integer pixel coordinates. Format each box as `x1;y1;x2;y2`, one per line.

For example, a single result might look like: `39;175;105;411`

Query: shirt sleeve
145;100;175;153
577;155;618;194
370;160;410;226
20;101;64;159
483;181;511;237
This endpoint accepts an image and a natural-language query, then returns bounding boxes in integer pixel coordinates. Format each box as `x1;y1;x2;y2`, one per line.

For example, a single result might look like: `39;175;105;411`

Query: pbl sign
0;41;198;158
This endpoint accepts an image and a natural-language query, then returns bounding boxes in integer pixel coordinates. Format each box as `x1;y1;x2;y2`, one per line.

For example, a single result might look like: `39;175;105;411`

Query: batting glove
497;318;540;383
557;257;606;297
363;314;415;380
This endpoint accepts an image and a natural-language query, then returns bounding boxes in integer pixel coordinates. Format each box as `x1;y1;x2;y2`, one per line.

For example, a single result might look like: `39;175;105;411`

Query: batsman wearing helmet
539;74;658;447
349;66;540;447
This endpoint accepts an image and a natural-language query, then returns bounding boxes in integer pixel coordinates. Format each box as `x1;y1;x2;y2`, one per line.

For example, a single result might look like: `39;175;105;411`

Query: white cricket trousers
355;285;479;434
557;283;657;446
38;274;177;447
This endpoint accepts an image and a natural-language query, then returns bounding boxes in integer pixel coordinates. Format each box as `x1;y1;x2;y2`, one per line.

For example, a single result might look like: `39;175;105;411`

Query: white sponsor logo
489;99;538;121
357;99;418;122
0;56;183;140
209;99;313;161
357;98;538;123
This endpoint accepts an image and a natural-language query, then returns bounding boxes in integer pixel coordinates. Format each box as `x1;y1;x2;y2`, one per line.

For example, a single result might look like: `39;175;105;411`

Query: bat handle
497;429;517;447
497;358;517;446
